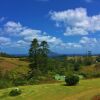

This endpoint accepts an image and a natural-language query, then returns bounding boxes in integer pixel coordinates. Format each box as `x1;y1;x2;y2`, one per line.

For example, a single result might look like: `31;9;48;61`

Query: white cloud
24;34;62;46
1;21;64;48
0;37;11;46
80;37;97;47
50;8;100;36
64;27;88;35
20;28;41;37
60;37;98;49
15;40;29;47
1;21;99;51
4;21;24;35
65;43;82;48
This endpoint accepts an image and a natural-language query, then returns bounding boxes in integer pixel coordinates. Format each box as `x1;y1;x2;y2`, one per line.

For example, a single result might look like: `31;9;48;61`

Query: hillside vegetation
0;57;29;74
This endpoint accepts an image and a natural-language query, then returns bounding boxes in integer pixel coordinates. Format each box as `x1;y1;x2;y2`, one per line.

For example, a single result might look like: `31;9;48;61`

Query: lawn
0;78;100;100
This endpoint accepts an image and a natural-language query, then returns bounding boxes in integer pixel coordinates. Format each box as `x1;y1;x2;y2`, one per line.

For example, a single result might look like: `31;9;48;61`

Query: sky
0;0;100;54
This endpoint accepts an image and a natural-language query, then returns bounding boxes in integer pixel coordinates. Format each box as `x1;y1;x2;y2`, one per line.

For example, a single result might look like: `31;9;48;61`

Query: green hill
0;78;100;100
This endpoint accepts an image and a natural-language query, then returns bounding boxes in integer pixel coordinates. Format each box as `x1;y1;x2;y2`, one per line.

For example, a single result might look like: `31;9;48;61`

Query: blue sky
0;0;100;54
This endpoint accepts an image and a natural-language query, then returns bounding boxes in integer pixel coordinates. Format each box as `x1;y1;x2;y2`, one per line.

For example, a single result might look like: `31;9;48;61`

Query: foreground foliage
65;74;79;86
9;88;22;96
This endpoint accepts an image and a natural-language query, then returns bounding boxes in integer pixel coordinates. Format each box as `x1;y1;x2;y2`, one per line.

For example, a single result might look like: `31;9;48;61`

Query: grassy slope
0;57;29;74
0;78;100;100
0;57;100;100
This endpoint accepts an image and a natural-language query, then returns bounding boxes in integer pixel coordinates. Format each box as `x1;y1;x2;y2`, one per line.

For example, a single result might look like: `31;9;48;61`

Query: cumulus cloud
0;37;11;46
1;21;85;49
80;37;97;46
1;21;65;48
50;8;100;36
60;37;98;49
20;29;41;37
0;21;99;52
4;21;24;35
64;43;82;48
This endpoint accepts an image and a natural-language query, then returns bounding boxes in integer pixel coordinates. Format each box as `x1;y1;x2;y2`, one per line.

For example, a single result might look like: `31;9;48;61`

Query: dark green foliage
79;71;100;79
28;39;49;78
28;78;40;85
83;51;93;66
96;56;100;62
29;38;39;70
9;88;22;96
83;56;92;65
0;79;13;89
73;62;80;71
92;72;100;78
65;74;79;86
13;78;27;86
78;72;88;78
39;41;49;73
0;71;13;89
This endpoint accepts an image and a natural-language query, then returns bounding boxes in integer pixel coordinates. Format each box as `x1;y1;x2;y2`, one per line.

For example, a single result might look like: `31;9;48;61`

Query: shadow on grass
60;83;79;87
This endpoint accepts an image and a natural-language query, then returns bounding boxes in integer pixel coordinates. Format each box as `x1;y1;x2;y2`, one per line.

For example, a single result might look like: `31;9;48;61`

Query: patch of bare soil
92;95;100;100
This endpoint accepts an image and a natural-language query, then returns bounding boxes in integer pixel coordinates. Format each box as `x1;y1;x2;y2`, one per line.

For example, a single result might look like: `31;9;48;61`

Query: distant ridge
1;51;100;58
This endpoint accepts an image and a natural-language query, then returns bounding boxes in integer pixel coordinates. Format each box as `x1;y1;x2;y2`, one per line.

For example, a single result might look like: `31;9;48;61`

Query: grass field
0;78;100;100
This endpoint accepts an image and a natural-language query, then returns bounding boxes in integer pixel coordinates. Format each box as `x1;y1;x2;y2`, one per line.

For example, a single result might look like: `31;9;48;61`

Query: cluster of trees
28;39;94;78
28;39;49;78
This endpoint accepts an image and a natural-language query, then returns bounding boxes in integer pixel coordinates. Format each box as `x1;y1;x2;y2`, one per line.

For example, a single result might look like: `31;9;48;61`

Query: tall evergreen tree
29;39;49;77
29;38;40;77
39;41;49;73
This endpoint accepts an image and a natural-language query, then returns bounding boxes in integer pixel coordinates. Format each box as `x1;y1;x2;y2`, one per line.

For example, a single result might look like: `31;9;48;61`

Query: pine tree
28;39;49;78
29;38;40;78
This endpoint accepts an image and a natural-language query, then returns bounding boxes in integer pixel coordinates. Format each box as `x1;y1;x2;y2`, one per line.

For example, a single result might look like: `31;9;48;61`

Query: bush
9;88;22;96
28;77;40;85
0;79;13;89
65;74;79;86
13;78;27;86
91;72;100;78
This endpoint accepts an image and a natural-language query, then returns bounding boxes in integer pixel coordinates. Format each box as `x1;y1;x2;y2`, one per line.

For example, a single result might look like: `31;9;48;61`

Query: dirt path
63;88;100;100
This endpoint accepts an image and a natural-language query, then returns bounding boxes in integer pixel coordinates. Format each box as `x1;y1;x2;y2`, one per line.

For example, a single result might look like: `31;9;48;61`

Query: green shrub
0;79;13;89
79;72;100;79
13;78;27;86
9;88;22;96
28;77;40;85
78;72;89;79
65;74;79;86
91;72;100;78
